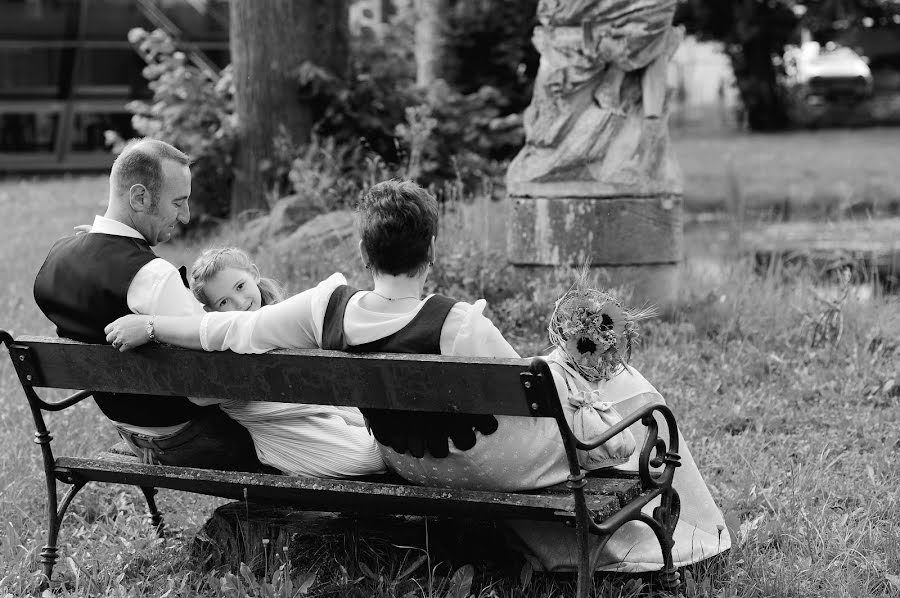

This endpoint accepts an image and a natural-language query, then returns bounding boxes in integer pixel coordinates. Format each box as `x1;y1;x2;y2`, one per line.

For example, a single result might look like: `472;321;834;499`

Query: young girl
188;247;284;313
185;247;385;478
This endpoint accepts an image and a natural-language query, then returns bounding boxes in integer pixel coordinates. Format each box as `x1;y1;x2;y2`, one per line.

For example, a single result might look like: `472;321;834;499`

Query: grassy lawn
672;127;900;217
1;133;899;597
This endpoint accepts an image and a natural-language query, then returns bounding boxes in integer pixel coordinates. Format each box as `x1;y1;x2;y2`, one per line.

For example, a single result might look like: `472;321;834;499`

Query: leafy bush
444;0;540;112
395;81;524;186
296;13;419;165
109;28;237;227
284;133;398;214
294;3;529;190
113;2;539;221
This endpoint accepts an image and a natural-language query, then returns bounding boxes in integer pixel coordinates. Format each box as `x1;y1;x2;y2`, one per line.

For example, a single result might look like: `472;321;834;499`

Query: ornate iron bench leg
139;487;164;537
576;525;614;598
571;472;613;598
574;503;592;598
40;479;87;588
646;487;682;594
569;472;593;598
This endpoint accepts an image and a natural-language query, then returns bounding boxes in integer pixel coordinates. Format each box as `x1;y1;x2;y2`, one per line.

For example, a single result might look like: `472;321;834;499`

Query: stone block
507;195;683;266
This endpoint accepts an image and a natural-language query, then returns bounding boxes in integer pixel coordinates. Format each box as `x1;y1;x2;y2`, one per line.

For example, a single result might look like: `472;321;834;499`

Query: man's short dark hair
110;138;191;206
357;180;439;276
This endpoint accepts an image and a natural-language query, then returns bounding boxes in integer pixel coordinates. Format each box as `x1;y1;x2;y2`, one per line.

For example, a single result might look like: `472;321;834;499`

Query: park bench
1;330;682;598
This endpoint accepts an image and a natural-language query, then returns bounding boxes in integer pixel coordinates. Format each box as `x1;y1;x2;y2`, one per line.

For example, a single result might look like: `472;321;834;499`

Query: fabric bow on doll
548;348;636;470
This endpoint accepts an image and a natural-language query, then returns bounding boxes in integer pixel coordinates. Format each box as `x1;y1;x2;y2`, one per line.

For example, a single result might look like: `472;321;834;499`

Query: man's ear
129;184;149;212
429;235;436;264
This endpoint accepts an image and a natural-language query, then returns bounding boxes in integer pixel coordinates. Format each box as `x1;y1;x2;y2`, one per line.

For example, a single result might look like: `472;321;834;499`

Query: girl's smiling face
203;267;262;312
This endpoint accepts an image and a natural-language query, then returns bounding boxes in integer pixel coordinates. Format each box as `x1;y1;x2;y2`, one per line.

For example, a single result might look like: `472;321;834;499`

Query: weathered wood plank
509;196;683;266
57;453;633;522
13;336;540;416
744;218;900;283
98;445;642;507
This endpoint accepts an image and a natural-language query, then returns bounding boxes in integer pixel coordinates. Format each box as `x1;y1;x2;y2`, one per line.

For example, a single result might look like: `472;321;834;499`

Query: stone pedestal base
507;196;682;305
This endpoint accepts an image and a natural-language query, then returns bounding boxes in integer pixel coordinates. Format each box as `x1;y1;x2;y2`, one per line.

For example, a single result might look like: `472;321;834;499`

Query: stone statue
507;0;683;198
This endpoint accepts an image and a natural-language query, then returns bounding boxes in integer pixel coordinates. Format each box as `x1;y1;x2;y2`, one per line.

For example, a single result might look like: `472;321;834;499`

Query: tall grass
1;173;899;597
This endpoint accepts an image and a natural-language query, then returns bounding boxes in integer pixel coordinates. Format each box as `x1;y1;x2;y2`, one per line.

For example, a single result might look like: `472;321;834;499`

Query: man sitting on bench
33;137;262;471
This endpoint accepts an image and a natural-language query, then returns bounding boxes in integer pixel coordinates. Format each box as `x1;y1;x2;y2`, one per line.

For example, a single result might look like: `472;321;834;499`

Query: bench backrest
4;335;561;418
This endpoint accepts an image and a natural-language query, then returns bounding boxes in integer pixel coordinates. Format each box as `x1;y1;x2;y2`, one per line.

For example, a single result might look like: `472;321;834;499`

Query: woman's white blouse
199;273;519;359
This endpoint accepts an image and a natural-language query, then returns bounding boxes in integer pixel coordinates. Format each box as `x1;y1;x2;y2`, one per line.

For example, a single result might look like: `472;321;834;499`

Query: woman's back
312;275;573;491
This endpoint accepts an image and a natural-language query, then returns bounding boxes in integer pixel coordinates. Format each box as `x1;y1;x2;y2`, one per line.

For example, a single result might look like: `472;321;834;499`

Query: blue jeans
117;407;263;472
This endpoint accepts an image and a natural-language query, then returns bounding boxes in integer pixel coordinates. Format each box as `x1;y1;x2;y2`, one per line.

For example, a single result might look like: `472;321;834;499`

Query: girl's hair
357;179;439;276
188;247;285;307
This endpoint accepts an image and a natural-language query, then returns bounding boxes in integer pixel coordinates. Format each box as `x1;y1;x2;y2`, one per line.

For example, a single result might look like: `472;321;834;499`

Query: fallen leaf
397;554;427;581
445;564;474;598
519;561;533;590
298;569;317;595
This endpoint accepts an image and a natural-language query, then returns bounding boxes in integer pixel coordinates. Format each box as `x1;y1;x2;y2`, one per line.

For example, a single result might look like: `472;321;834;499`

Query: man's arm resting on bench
105;314;204;351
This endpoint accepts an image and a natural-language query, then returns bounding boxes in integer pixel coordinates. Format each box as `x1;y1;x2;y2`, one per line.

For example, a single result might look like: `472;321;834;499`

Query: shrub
444;0;540;112
109;28;237;227
113;3;538;221
296;11;419;165
294;3;529;191
395;81;524;186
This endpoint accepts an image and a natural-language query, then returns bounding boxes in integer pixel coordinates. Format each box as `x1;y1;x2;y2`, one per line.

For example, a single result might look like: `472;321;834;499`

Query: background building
0;0;229;172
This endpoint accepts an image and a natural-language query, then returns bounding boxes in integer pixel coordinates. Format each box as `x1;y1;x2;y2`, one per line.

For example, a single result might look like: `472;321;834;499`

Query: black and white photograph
1;0;898;596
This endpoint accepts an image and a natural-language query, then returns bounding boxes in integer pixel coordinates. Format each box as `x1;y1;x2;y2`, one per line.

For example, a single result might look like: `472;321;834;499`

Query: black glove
361;409;498;459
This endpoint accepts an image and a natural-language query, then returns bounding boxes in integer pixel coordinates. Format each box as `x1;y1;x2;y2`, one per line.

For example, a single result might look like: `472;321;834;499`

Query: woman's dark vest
33;233;216;427
321;285;498;459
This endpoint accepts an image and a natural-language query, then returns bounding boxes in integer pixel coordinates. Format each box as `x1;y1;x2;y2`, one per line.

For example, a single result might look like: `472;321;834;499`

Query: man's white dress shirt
90;215;205;436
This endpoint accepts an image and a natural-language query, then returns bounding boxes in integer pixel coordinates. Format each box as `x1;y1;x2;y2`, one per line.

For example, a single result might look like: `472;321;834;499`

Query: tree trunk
728;40;789;131
229;0;349;215
414;0;453;86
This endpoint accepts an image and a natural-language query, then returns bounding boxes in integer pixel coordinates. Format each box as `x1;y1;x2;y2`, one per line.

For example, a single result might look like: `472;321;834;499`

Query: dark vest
33;233;214;427
321;285;498;458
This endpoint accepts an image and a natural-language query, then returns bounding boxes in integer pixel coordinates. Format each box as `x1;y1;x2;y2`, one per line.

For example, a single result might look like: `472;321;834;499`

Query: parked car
782;40;875;127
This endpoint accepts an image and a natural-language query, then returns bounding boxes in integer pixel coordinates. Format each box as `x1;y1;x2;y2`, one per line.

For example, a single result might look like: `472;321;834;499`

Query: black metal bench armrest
578;401;681;490
526;357;681;491
31;389;95;412
2;331;95;412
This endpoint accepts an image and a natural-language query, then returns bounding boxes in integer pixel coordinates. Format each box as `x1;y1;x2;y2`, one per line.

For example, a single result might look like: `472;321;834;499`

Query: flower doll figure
184;247;385;478
545;284;652;470
509;274;731;573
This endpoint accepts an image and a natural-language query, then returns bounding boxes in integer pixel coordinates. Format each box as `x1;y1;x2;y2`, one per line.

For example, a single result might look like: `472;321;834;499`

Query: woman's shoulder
278;272;348;303
441;298;519;358
443;297;488;329
317;272;349;292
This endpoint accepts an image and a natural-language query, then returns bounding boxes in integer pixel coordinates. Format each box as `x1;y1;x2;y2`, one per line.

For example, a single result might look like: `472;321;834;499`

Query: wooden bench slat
101;442;643;505
15;336;538;416
56;453;636;523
